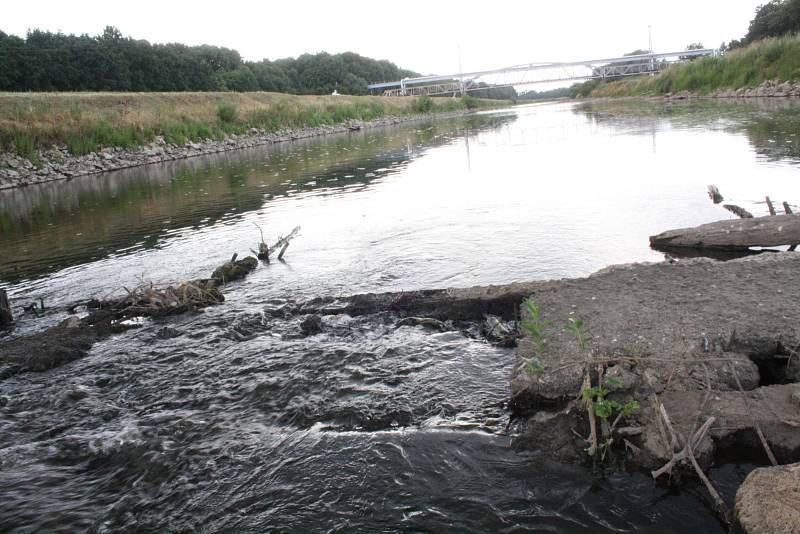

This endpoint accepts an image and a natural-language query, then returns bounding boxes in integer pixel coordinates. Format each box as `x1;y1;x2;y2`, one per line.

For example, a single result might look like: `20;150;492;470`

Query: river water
1;99;799;532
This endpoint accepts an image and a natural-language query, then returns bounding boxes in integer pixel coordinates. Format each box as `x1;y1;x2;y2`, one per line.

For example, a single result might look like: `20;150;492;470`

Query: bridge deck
369;49;716;96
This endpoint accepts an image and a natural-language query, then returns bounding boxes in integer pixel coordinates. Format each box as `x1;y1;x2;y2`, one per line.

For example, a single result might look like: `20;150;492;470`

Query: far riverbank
0;92;505;189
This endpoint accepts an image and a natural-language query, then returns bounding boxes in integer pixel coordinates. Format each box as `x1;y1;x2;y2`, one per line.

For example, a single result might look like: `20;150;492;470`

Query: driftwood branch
252;225;300;262
647;366;730;524
251;223;270;262
685;422;731;524
729;363;778;466
722;204;754;219
583;372;598;457
268;226;301;259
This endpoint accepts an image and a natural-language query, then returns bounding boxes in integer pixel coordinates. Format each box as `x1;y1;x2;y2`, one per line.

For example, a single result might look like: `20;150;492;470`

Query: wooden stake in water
766;196;776;216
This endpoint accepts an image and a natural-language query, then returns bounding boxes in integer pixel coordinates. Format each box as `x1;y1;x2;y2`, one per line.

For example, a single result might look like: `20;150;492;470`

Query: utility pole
457;45;465;96
648;25;655;74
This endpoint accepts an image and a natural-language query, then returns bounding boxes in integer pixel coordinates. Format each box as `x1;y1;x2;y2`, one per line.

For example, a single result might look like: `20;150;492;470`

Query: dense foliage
518;86;577;101
469;83;517;100
727;0;800;49
0;26;417;94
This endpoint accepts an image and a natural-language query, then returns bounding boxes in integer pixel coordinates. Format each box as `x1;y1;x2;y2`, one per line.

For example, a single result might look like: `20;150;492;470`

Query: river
1;99;799;532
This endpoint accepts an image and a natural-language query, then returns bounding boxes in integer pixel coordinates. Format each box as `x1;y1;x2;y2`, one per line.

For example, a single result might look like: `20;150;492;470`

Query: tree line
0;26;418;94
725;0;800;50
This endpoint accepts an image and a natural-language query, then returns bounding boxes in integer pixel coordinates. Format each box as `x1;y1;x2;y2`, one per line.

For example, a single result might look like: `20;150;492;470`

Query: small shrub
461;95;480;110
411;96;434;113
518;298;548;375
582;376;640;460
217;102;238;123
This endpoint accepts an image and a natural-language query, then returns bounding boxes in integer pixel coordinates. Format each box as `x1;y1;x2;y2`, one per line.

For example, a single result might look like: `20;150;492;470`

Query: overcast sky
3;1;764;76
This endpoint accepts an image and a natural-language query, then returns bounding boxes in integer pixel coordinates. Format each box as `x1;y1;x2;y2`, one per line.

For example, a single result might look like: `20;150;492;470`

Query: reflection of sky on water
1;100;798;308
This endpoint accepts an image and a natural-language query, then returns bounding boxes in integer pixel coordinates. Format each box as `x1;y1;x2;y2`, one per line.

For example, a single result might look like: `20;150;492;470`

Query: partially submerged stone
736;463;800;534
300;314;324;336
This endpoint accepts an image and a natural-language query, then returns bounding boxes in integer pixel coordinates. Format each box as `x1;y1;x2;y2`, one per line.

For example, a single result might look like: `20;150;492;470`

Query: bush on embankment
587;34;800;97
0;92;504;159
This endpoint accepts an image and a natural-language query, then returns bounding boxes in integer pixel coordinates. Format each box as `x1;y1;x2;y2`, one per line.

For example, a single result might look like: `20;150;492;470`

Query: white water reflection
1;100;799;308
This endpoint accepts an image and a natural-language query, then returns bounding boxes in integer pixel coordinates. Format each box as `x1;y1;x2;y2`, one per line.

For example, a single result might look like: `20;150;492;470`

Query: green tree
745;0;800;42
0;26;419;94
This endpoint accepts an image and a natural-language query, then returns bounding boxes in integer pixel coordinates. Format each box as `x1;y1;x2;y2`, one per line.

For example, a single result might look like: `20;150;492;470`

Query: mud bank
0;111;467;190
507;252;800;528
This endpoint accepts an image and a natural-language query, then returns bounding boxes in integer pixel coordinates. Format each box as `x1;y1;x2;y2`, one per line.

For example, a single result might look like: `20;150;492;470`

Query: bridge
368;49;718;97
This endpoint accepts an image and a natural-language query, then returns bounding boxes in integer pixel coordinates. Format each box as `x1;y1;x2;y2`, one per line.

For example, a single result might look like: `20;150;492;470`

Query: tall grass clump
216;102;238;123
66;123;148;155
11;133;40;166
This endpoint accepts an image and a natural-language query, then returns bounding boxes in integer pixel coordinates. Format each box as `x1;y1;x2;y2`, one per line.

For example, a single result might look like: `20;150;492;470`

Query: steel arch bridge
367;49;717;97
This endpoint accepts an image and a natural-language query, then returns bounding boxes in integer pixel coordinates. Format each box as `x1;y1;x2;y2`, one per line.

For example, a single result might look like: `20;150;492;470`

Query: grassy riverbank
587;34;800;97
0;92;500;161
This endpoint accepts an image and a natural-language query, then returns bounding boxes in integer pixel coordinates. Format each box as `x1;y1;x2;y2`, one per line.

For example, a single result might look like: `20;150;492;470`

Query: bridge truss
369;49;717;97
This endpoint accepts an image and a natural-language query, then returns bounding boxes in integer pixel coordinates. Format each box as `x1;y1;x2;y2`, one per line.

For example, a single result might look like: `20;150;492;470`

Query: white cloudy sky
3;1;763;75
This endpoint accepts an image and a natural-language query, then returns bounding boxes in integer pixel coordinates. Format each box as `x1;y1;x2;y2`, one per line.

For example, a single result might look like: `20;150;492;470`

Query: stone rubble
664;79;800;100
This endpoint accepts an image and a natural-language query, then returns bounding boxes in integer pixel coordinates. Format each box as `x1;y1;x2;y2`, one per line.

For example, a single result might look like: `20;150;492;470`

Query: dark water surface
1;100;799;532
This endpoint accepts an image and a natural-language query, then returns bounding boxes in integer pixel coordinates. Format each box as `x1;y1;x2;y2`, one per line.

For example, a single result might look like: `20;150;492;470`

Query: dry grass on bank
0;92;498;160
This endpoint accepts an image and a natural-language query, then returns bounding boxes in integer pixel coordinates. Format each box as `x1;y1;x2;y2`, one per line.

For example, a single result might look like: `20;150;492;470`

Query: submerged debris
251;225;301;263
0;253;260;377
93;278;224;318
211;254;258;284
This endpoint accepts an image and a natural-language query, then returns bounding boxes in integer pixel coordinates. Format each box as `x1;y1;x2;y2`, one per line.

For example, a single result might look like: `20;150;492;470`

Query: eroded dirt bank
509;253;798;451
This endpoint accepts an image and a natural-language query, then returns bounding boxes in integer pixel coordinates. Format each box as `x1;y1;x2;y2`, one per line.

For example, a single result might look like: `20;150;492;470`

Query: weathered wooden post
766;196;776;216
0;289;12;327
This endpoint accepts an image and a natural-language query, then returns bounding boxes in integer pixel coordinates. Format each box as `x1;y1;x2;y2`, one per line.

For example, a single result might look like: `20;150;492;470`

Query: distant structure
369;49;717;97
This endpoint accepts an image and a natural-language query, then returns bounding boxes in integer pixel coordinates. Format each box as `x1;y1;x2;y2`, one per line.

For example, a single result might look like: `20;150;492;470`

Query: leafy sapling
582;375;641;460
568;312;589;352
518;298;548;375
